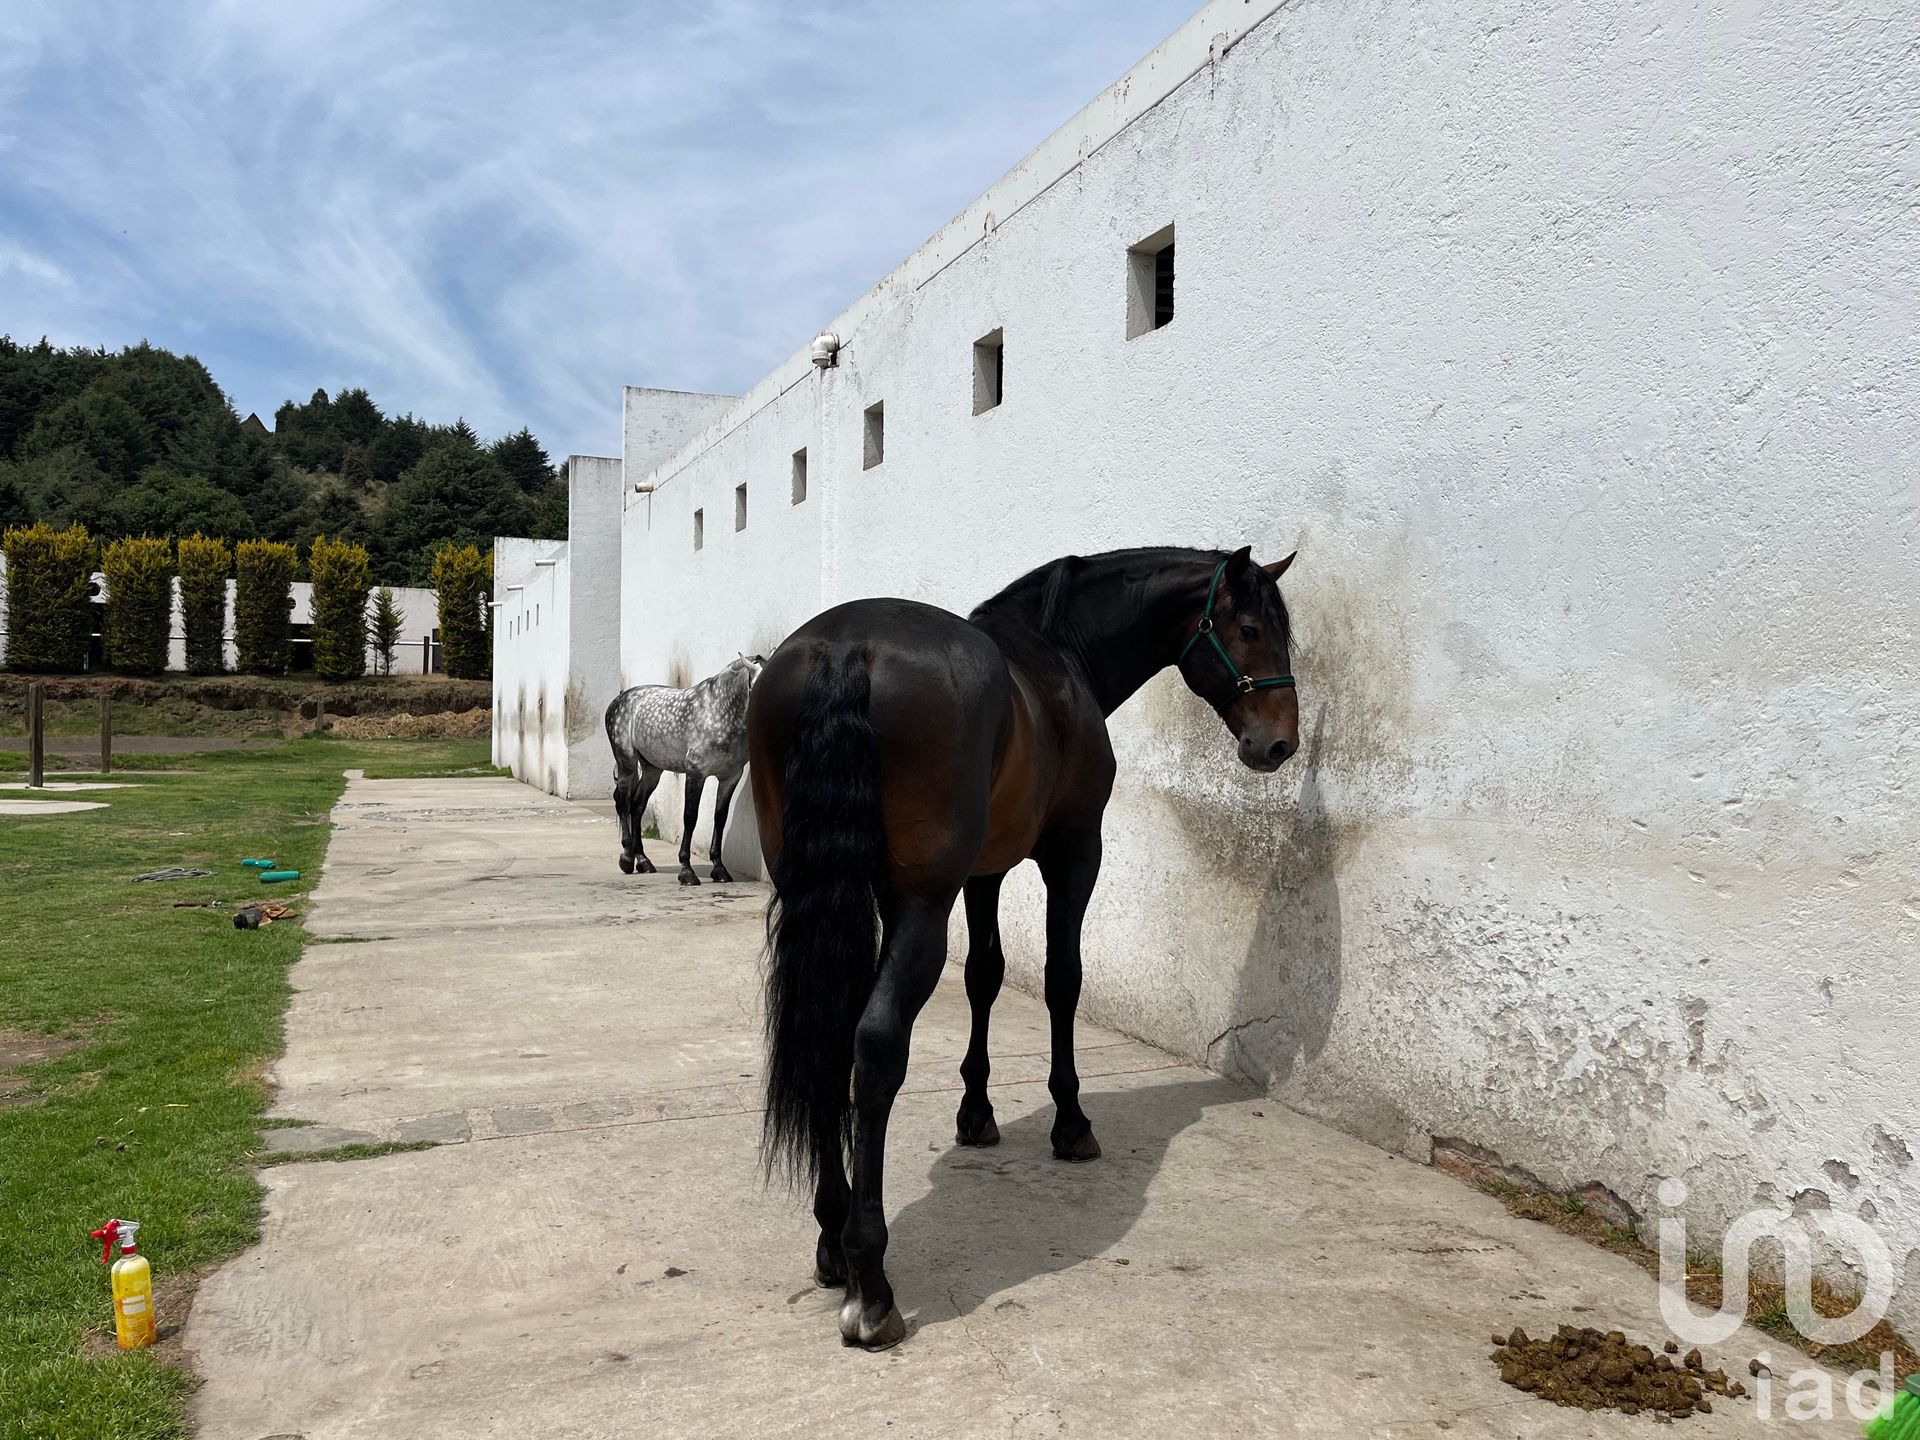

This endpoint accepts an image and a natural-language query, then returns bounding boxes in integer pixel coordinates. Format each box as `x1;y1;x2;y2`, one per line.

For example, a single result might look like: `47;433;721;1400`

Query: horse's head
730;653;767;688
1174;546;1298;771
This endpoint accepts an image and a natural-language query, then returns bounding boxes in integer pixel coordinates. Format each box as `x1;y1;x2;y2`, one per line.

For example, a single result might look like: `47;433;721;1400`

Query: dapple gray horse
605;655;765;884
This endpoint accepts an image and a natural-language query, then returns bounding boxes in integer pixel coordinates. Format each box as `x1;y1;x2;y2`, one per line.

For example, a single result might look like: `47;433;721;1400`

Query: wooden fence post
99;692;112;775
27;682;44;789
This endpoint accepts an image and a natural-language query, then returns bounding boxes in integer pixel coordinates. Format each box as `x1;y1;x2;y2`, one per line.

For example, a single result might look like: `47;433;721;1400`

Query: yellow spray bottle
89;1219;155;1349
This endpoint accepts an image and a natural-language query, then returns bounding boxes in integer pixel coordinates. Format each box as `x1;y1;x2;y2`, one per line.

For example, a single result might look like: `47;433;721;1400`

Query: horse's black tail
762;646;883;1190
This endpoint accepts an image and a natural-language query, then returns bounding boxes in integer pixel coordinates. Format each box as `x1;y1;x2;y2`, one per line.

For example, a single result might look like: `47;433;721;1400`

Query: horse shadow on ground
886;1072;1248;1333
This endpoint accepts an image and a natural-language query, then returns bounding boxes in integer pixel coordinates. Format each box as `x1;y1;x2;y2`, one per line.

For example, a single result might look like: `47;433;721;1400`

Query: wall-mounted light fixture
810;330;841;368
633;480;658;494
534;559;557;568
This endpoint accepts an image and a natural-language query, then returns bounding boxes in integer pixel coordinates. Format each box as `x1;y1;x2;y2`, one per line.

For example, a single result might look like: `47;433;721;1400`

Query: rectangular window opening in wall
791;448;808;504
693;508;704;551
973;329;1004;414
863;401;885;470
1126;224;1175;339
734;483;747;532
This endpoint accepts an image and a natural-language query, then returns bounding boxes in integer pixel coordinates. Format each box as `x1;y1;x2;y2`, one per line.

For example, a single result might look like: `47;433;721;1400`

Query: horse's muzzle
1237;734;1296;771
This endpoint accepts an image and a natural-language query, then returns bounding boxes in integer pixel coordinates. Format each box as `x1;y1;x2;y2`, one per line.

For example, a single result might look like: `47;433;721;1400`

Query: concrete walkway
186;777;1851;1438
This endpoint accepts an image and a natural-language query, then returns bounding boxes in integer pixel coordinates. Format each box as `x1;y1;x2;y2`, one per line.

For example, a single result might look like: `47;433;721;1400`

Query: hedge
430;543;491;680
101;536;175;674
234;539;297;675
2;522;96;672
309;535;371;681
177;534;231;674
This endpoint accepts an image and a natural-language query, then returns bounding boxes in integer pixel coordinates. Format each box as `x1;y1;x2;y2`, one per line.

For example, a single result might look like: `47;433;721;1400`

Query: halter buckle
1195;617;1213;635
1235;674;1256;695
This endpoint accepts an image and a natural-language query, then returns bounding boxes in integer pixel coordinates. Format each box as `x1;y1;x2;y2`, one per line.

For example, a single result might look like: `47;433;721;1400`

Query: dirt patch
80;1264;207;1368
1492;1324;1747;1418
0;1027;86;1108
1435;1138;1637;1230
2;673;490;740
1453;1149;1920;1380
326;707;489;740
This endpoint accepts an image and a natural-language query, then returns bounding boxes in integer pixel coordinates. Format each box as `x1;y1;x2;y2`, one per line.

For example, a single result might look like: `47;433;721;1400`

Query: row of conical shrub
0;524;489;679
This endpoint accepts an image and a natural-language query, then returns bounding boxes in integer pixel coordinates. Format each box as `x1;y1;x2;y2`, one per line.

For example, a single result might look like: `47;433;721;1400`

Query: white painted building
491;452;635;797
504;0;1920;1329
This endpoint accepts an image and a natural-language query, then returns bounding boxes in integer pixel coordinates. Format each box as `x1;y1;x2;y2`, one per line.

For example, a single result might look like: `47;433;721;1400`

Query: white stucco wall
624;387;737;476
611;0;1920;1328
486;455;633;801
492;536;571;792
559;455;625;798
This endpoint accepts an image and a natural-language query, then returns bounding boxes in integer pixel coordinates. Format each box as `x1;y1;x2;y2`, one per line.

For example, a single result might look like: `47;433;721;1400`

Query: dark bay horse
746;545;1299;1348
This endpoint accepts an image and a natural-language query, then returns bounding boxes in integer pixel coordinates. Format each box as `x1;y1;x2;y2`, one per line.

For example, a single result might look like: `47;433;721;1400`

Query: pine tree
491;428;553;494
370;586;403;676
387;445;531;581
339;444;375;492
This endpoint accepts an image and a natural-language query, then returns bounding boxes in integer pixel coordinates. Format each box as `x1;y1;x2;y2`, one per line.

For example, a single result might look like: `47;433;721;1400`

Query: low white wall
615;0;1920;1330
163;582;439;675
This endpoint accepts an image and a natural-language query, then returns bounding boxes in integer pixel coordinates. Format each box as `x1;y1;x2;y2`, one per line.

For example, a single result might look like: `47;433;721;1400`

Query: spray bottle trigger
90;1221;121;1264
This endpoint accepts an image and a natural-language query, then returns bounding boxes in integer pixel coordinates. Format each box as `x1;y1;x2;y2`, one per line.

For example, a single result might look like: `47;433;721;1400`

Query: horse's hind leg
612;756;638;872
841;896;952;1348
628;762;664;874
955;871;1007;1146
707;770;741;883
812;1148;850;1289
677;770;705;885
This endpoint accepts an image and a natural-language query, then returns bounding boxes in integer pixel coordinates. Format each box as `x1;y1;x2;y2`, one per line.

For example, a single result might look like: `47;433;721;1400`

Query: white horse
604;655;765;883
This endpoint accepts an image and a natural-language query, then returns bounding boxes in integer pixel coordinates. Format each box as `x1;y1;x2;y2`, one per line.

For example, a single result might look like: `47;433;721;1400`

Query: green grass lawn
0;737;500;1440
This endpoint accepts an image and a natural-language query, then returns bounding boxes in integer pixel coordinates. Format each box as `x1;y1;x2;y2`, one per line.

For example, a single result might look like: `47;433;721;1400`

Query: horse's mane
970;546;1289;646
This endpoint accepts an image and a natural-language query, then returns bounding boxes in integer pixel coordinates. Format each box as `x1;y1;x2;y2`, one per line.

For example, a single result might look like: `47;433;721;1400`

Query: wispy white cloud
0;0;1192;453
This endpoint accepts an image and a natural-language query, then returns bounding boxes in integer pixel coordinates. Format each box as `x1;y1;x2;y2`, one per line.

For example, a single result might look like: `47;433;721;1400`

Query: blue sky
0;1;1193;457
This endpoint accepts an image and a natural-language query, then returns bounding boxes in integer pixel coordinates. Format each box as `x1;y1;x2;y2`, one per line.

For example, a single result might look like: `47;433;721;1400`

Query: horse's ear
1263;551;1296;580
1223;546;1253;580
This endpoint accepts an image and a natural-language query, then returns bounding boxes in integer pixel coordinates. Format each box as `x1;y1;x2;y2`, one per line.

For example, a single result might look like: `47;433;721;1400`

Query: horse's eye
1239;624;1260;642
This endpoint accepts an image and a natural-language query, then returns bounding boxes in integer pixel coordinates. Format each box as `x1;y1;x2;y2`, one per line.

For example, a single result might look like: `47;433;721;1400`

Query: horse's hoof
838;1297;906;1350
677;868;701;886
618;853;634;874
710;865;733;884
633;856;656;875
1052;1130;1101;1162
955;1114;1000;1147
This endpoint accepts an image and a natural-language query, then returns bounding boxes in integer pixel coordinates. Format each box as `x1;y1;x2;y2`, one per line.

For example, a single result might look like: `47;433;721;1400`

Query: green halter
1178;558;1296;706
